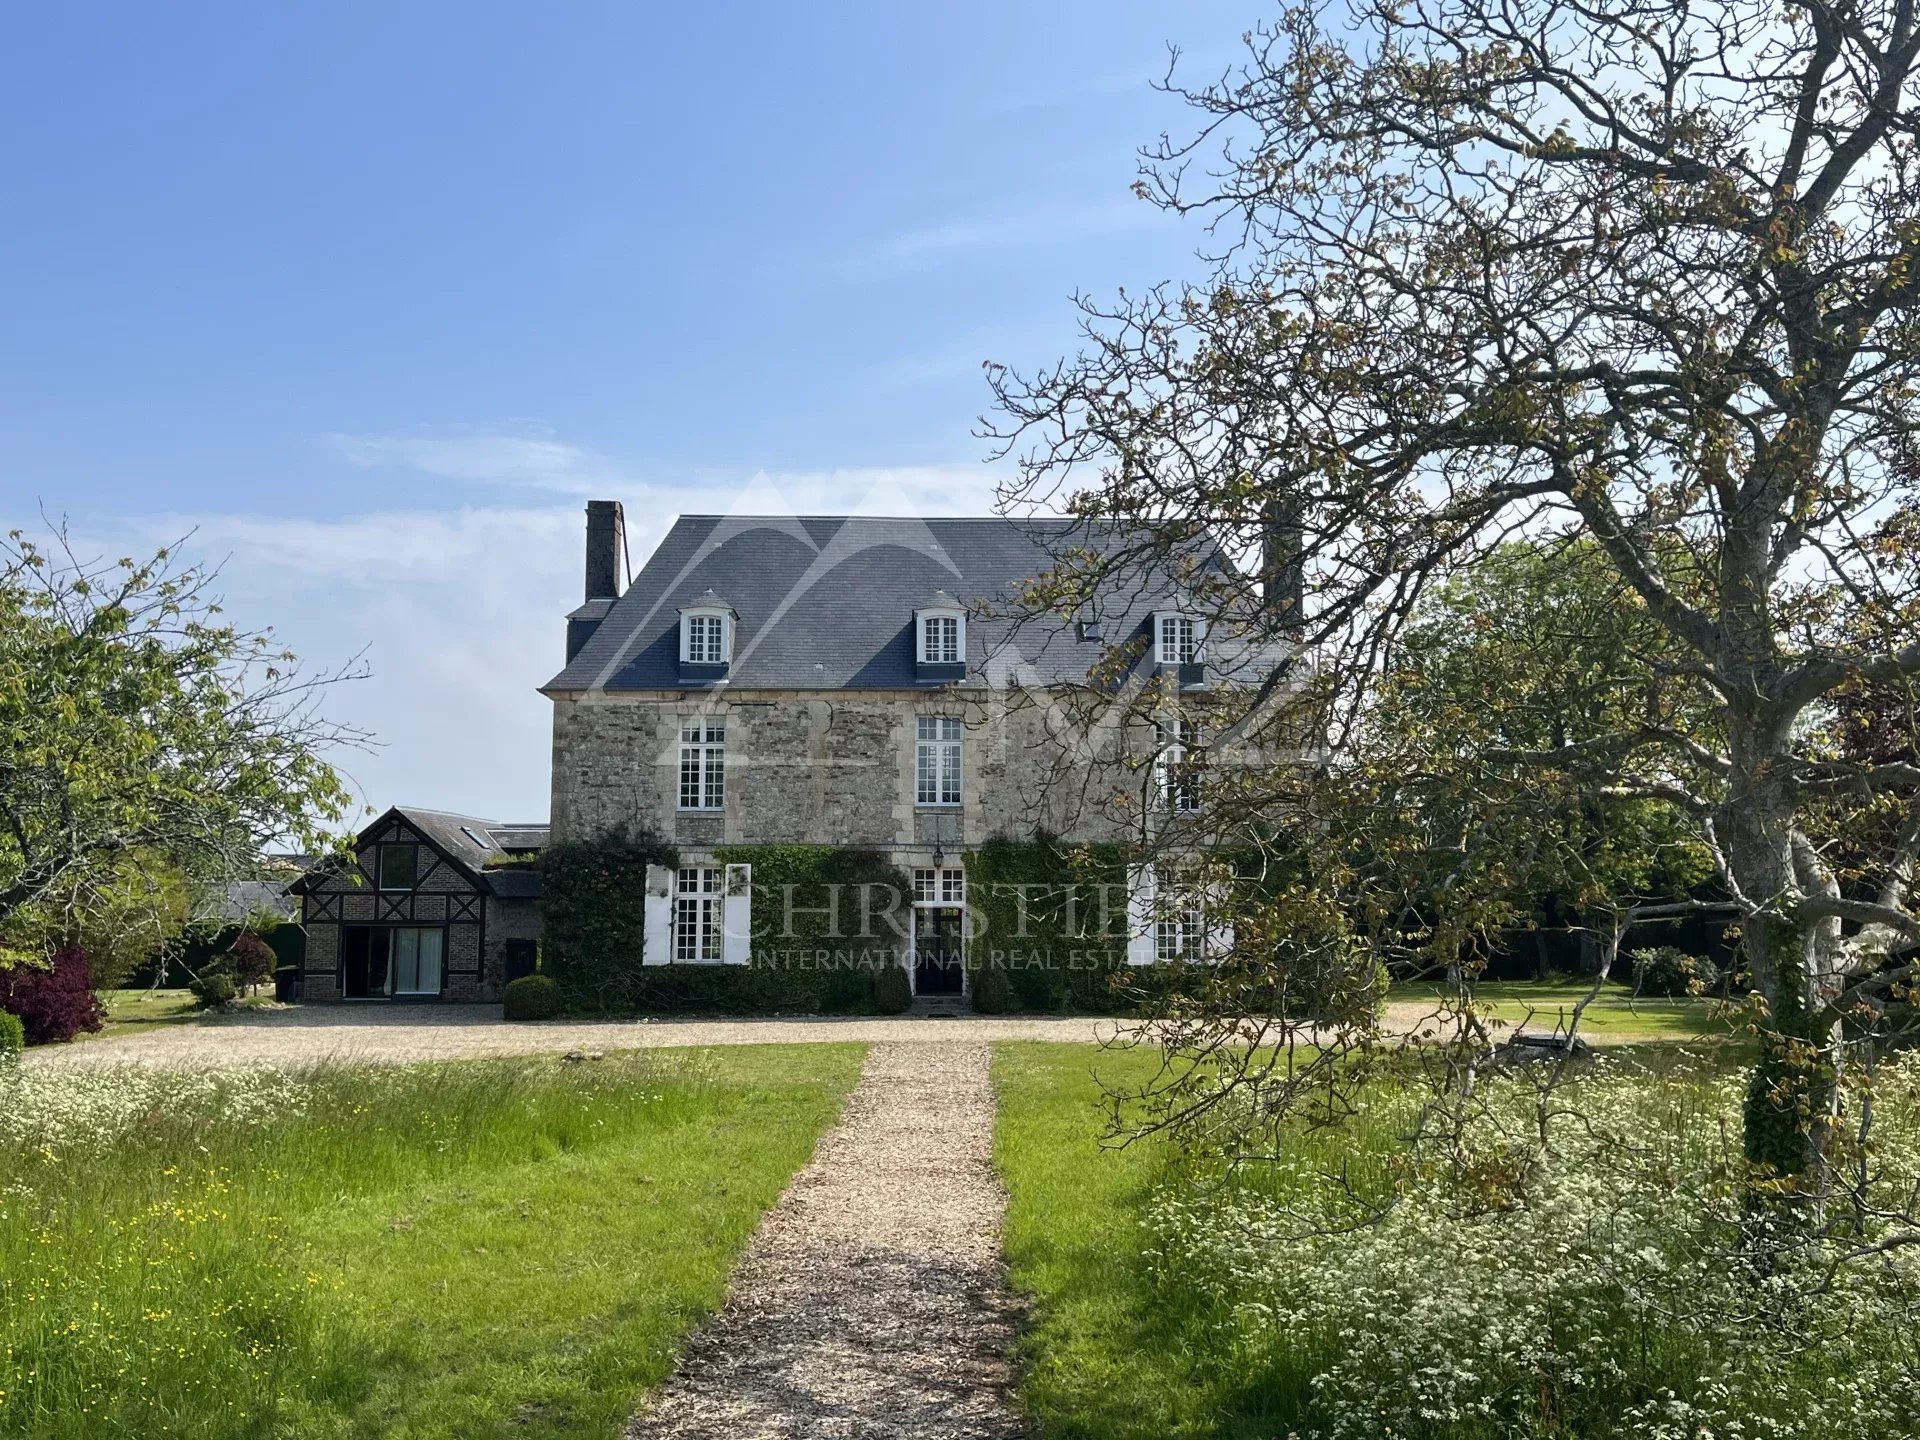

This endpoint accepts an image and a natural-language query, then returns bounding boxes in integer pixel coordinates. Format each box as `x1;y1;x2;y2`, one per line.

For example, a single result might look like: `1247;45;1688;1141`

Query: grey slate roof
208;878;300;925
542;515;1246;694
294;807;546;899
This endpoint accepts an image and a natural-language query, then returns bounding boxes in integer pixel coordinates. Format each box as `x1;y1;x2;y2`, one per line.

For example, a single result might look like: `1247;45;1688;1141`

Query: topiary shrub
0;947;105;1044
872;964;912;1014
1632;946;1720;997
188;958;239;1009
0;1008;23;1057
969;962;1012;1014
503;974;565;1021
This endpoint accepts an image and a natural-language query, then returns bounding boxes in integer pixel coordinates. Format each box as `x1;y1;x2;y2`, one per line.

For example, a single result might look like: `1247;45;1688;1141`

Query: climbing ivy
538;825;678;1010
963;835;1132;1012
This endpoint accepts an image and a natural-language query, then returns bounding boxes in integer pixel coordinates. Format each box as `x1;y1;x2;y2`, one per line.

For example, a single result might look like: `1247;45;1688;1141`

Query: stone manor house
296;500;1284;1002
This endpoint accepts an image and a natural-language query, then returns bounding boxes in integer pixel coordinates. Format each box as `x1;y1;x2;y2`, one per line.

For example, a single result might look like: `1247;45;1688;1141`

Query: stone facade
549;687;1143;865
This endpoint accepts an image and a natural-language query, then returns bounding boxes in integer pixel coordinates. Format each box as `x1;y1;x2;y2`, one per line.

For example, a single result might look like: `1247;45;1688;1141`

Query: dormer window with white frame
685;612;727;663
678;591;736;672
915;593;966;673
920;612;962;664
1155;611;1202;665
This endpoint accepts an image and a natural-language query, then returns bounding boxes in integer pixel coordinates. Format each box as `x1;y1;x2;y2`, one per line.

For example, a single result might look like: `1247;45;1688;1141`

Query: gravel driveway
30;1006;1115;1068
627;1041;1024;1439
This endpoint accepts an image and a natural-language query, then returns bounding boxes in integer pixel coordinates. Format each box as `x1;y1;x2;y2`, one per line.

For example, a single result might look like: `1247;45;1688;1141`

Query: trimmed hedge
0;1008;22;1056
502;974;565;1021
872;964;912;1014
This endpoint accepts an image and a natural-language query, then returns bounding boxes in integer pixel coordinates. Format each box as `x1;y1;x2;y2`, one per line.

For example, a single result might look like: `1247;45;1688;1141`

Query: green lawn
1388;978;1740;1040
994;1041;1266;1440
86;987;275;1040
0;1044;862;1439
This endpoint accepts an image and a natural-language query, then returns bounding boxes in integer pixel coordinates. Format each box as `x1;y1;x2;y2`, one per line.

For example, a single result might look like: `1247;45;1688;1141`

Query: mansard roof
541;514;1263;695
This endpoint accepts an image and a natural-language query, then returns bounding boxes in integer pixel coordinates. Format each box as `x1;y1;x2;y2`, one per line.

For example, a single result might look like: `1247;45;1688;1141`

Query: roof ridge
674;513;1080;523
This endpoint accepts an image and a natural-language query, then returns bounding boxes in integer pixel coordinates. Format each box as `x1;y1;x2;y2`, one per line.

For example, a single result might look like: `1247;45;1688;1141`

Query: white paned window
674;866;724;962
919;613;961;664
1157;614;1199;665
681;610;730;664
915;716;962;806
1155;716;1203;813
912;867;966;904
678;717;726;810
1155;901;1205;962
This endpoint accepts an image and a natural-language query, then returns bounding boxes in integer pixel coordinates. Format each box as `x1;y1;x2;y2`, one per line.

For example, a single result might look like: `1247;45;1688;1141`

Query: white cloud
105;504;584;825
72;458;1023;827
322;429;611;493
723;464;1006;517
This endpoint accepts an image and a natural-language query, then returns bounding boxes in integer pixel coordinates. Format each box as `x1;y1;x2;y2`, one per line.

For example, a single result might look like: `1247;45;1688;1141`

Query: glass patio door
389;928;444;997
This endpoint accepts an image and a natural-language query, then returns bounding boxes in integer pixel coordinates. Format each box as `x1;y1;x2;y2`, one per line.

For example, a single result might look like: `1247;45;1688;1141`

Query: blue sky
0;1;1252;821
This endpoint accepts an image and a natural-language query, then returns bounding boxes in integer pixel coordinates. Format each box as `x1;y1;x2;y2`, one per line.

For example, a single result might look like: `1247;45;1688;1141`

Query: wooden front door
914;908;964;997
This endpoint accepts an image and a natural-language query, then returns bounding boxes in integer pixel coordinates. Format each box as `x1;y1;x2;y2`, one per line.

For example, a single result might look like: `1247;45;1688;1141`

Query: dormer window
920;613;961;664
678;591;736;678
1156;612;1201;665
685;612;728;664
914;593;967;680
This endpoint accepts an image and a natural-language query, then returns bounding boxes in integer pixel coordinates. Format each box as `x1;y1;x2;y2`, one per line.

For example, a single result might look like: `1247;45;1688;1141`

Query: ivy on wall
538;825;678;1010
963;835;1132;1012
539;834;914;1015
711;844;914;1014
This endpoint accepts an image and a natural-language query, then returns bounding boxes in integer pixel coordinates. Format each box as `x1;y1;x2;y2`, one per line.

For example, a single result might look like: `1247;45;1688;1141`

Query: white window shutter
1126;864;1157;967
722;862;752;965
643;864;673;967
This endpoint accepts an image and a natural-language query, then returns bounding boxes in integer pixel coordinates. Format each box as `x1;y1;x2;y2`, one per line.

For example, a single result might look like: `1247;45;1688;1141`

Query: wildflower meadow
996;1041;1920;1440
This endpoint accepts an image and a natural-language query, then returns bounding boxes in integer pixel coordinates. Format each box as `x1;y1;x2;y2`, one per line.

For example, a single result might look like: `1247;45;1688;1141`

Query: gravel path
30;1007;1114;1068
627;1041;1024;1439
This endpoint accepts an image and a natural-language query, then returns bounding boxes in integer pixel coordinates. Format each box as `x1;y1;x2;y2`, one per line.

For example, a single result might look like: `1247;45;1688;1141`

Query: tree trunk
1721;770;1834;1188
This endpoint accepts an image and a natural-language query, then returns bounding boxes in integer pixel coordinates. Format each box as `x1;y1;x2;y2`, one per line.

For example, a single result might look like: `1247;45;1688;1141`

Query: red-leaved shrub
227;932;276;991
0;946;106;1045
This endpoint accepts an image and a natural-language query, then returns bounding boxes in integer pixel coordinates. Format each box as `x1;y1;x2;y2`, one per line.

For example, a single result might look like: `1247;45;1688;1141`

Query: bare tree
986;0;1920;1190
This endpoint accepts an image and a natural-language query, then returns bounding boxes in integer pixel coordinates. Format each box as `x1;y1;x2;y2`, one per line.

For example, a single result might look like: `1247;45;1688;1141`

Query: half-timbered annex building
292;807;545;1001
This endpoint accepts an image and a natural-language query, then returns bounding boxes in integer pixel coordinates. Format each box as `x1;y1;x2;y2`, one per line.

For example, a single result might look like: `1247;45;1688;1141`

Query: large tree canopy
0;529;362;961
990;0;1920;1188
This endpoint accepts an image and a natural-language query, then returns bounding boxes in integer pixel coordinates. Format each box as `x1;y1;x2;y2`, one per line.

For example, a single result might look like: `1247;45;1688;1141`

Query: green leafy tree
0;527;361;960
0;849;194;990
1358;541;1716;974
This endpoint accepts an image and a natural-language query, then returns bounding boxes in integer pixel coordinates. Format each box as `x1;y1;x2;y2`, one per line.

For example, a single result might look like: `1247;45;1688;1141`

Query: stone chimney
584;500;626;603
1260;496;1304;631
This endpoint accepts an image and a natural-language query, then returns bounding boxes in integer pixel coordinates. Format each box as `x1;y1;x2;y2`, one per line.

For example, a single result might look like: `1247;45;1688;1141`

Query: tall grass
996;1041;1920;1440
0;1045;862;1438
